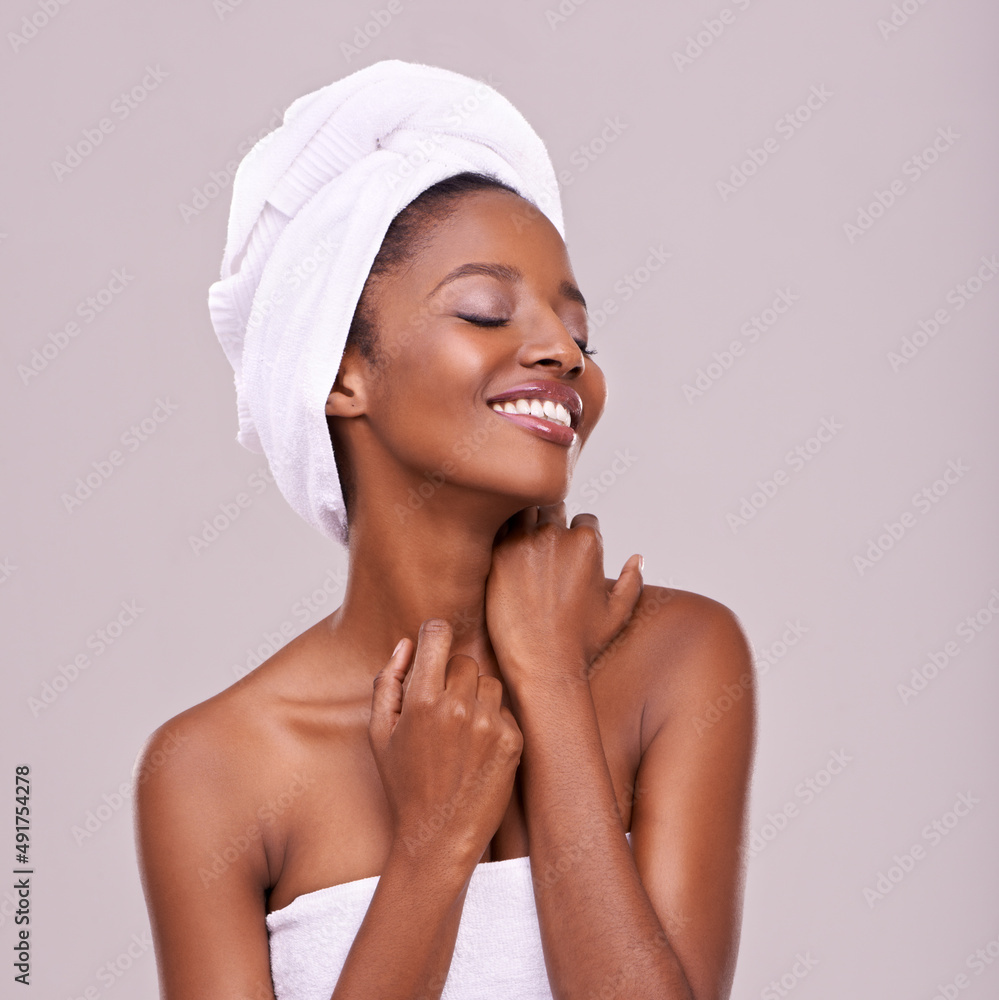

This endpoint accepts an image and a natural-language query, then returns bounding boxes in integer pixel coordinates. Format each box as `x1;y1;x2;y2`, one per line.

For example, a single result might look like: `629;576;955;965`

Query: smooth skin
134;187;756;1000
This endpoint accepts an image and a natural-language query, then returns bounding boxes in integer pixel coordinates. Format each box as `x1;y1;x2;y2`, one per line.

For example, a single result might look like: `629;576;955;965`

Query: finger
498;705;524;756
536;501;567;527
569;511;601;535
508;506;539;535
475;672;505;710
608;553;645;622
444;653;480;698
401;643;417;701
369;638;412;747
406;618;454;701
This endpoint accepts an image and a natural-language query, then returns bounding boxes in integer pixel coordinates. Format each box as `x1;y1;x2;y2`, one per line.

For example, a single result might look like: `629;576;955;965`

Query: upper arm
629;592;757;1000
133;713;277;1000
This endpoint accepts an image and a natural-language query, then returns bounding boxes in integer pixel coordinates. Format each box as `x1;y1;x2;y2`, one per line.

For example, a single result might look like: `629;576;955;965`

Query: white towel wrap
207;59;565;546
266;831;631;998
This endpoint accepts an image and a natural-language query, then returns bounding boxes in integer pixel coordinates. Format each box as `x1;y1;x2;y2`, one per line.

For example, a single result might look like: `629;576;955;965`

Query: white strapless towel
266;831;632;999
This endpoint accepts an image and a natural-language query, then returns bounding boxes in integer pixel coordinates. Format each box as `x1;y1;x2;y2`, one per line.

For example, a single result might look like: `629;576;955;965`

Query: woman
134;62;755;1000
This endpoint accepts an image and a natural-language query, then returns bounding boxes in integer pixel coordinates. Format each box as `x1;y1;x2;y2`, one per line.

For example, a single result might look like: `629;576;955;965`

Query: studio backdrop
2;1;997;997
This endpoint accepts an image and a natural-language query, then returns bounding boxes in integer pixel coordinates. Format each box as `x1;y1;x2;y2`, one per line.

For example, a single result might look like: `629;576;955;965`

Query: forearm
331;844;474;1000
511;678;694;1000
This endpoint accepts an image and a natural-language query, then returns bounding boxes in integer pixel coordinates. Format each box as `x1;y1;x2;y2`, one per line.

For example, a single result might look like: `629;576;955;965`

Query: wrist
505;663;594;722
386;832;478;891
496;642;590;685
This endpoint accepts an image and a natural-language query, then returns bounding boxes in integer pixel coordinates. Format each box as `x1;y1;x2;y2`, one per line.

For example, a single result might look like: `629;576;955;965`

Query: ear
325;347;371;418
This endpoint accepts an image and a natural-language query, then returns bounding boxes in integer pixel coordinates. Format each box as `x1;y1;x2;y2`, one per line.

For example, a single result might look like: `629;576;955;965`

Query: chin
494;476;572;511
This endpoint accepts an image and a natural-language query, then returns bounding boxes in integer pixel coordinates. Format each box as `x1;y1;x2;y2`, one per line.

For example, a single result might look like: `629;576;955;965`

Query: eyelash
457;314;597;356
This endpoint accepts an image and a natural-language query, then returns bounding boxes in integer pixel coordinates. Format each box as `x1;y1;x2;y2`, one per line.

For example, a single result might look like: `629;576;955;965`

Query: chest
265;664;645;914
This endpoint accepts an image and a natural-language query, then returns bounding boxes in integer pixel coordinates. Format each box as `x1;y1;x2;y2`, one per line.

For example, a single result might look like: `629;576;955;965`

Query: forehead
412;187;572;283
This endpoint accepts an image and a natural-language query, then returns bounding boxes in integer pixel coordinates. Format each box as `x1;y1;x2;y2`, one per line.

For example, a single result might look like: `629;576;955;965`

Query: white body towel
266;832;632;999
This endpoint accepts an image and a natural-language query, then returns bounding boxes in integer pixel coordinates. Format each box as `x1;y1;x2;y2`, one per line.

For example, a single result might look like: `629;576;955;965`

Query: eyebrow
424;261;588;312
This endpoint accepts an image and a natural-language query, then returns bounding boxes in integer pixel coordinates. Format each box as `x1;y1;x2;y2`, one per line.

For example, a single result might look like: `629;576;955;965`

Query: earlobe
325;353;369;417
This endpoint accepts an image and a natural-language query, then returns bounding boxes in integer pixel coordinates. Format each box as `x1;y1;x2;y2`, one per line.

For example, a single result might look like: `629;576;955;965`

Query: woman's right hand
368;618;524;868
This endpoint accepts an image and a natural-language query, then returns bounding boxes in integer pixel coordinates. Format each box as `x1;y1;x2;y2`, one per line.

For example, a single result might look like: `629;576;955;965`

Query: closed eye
457;314;508;327
457;314;596;356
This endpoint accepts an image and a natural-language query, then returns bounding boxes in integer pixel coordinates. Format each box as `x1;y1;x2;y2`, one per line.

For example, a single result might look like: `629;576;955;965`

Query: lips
486;381;583;430
484;381;583;447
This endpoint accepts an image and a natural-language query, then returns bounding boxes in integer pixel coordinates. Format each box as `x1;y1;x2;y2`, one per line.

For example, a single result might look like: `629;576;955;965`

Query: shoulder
606;582;752;674
131;662;317;997
133;622;337;802
134;686;265;857
132;657;309;885
606;584;756;749
134;687;256;808
643;585;751;668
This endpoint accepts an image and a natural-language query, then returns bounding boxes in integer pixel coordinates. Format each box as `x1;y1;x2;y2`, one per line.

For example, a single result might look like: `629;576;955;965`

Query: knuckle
446;698;470;723
471;712;494;735
407;692;435;713
498;728;523;757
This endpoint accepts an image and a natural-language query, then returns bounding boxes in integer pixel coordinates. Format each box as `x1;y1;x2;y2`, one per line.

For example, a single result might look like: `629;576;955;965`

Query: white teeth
490;397;574;428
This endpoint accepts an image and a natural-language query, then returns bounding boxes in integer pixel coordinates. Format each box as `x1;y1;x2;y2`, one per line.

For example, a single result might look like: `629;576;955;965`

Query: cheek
390;327;496;405
581;364;608;435
367;335;492;451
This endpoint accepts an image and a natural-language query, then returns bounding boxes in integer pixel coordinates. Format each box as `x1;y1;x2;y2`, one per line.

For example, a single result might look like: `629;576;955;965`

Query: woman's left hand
484;503;644;695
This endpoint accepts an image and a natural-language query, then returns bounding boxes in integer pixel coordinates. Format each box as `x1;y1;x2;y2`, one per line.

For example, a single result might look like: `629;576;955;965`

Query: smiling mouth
489;397;573;428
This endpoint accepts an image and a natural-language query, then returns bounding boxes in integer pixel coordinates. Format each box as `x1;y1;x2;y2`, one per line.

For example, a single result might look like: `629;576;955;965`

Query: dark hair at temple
342;171;522;366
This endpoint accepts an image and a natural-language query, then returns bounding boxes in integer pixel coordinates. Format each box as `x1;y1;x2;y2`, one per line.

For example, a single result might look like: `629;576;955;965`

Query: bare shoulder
133;681;275;879
130;635;345;997
136;661;276;787
601;583;755;750
132;635;327;881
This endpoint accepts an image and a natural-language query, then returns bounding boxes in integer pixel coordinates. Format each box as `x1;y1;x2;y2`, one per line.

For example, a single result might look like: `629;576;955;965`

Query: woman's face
342;187;607;513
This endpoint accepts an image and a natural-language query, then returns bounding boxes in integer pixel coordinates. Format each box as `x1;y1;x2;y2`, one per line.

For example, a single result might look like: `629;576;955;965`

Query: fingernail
392;638;405;657
638;554;645;573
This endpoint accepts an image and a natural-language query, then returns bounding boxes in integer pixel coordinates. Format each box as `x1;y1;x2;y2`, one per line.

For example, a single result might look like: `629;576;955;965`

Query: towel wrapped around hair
207;59;565;546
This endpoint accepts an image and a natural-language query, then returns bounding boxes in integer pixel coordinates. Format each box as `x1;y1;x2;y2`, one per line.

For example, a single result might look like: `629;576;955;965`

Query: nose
517;309;585;375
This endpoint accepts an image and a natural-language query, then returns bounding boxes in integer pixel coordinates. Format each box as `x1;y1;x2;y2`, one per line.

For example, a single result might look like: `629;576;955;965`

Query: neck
327;491;522;681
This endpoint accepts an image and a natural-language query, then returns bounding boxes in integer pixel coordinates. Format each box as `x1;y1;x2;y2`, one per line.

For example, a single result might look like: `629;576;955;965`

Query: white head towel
207;59;565;546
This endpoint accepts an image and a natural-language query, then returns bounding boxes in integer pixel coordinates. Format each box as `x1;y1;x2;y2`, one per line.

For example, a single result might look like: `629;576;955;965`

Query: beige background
2;1;997;996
